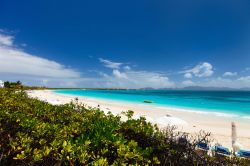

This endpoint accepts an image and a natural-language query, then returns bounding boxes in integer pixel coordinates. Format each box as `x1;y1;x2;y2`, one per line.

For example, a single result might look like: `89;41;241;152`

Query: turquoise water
54;89;250;118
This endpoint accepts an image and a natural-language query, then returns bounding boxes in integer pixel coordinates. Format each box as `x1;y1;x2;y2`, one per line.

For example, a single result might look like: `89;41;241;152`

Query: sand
27;90;250;150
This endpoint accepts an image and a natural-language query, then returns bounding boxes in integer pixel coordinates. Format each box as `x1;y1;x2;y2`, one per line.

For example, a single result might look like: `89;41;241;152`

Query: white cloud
223;72;237;77
3;31;249;89
182;62;214;78
97;58;175;88
0;32;82;87
179;63;250;88
0;31;175;89
0;33;14;46
182;80;195;86
0;32;175;89
41;79;49;86
112;69;128;79
197;77;233;88
187;76;250;88
97;60;175;88
184;73;192;78
123;65;131;70
0;46;80;78
237;76;250;82
99;58;122;69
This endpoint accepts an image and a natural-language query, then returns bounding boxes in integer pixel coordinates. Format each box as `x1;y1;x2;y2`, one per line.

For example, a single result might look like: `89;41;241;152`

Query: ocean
54;89;250;119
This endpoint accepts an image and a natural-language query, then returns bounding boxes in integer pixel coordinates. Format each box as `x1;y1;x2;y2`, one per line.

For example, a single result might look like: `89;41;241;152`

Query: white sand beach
28;90;250;150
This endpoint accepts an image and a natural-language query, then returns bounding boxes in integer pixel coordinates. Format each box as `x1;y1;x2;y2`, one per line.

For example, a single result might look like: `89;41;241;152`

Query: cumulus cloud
99;58;122;69
98;59;175;89
0;33;14;46
103;70;175;89
188;76;250;88
0;47;81;78
99;63;250;88
123;65;131;70
182;80;195;86
184;73;192;78
3;31;248;89
237;76;250;82
0;32;81;87
112;69;128;79
223;72;237;77
0;31;175;89
181;62;214;78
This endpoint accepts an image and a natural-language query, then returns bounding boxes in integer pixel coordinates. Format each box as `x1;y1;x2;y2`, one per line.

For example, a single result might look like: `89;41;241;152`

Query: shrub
0;88;249;165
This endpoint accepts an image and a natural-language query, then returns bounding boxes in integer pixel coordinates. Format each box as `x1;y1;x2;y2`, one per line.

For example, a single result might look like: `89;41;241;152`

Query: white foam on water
155;106;240;118
242;116;250;120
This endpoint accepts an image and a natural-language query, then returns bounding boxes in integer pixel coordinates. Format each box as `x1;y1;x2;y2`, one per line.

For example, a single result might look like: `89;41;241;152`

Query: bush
0;88;249;165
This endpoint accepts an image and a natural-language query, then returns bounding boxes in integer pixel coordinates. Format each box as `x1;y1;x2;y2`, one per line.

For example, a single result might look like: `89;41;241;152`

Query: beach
28;90;250;150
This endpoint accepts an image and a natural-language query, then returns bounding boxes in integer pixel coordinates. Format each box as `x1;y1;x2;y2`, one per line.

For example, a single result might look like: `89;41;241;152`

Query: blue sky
0;0;250;88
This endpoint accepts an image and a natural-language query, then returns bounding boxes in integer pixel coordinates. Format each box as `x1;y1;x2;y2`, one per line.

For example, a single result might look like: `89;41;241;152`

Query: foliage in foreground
0;88;249;165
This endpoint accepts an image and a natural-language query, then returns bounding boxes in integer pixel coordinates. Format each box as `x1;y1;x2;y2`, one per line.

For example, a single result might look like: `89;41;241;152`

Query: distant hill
46;86;250;91
240;87;250;91
181;86;237;91
140;86;250;91
139;87;156;90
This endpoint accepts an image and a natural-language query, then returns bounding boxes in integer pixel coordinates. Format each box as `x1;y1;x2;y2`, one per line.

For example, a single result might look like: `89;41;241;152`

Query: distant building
0;80;4;88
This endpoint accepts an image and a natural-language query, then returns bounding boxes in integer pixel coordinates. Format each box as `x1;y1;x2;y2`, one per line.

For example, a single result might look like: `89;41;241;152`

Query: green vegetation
3;81;46;90
3;81;23;89
0;88;249;165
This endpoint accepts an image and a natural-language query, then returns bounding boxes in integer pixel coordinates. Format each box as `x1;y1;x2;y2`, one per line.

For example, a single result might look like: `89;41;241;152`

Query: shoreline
53;90;250;123
27;90;250;149
53;90;250;120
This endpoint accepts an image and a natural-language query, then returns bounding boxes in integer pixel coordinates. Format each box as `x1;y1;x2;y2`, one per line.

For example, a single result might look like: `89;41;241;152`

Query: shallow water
54;89;250;118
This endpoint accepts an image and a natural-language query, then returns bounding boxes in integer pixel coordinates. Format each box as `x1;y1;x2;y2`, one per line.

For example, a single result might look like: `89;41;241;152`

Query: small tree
15;80;23;89
16;80;22;86
3;81;23;89
4;81;10;88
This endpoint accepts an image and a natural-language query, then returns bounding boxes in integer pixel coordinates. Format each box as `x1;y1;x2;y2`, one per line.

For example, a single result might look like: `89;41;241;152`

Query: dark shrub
0;88;249;165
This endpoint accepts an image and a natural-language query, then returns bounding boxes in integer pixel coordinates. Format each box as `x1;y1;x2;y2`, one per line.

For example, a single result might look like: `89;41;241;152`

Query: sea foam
155;106;240;118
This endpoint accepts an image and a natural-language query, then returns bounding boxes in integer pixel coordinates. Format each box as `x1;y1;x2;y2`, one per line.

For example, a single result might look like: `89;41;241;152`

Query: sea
53;89;250;120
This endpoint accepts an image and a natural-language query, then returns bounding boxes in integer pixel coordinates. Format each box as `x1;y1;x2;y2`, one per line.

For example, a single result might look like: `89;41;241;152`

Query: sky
0;0;250;88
